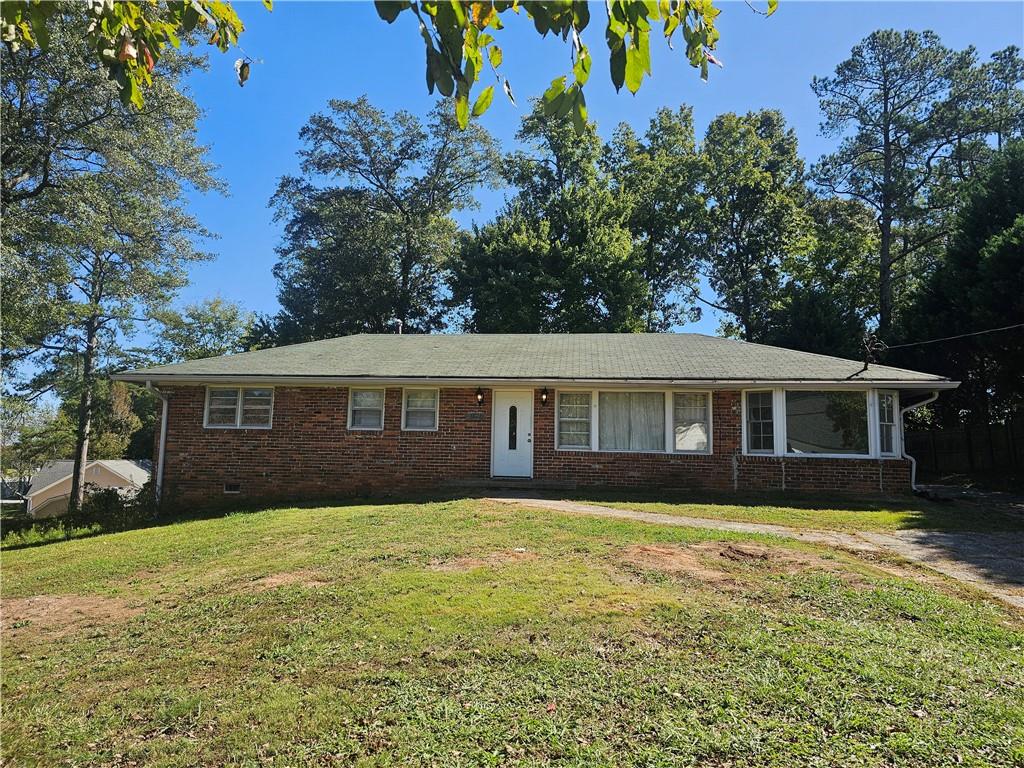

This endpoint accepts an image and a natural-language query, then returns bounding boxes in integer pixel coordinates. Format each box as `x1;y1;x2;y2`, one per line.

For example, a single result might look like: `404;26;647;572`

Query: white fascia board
112;374;960;391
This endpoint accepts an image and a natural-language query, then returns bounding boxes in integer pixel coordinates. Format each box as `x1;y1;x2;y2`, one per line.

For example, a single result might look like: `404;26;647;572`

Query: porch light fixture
475;387;484;405
540;387;549;405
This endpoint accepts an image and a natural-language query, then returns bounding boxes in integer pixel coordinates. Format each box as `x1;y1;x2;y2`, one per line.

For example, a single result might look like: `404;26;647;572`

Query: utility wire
883;322;1024;350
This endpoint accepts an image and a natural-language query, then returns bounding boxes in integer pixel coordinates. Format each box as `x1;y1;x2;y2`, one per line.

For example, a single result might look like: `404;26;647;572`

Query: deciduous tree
451;103;646;332
266;98;498;341
603;107;705;330
698;110;810;342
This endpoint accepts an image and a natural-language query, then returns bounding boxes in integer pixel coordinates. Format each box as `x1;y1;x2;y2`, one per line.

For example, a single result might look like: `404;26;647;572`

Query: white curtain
599;392;664;451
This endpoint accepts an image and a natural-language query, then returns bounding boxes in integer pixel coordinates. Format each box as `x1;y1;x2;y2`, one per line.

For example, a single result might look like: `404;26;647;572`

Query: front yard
3;498;1022;766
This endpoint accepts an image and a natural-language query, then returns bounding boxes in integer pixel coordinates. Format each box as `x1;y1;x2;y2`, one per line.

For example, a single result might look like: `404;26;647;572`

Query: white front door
491;390;534;477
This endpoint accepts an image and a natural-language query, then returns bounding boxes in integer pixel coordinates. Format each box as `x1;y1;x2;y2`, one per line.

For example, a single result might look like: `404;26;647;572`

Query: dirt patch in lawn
429;549;538;572
1;594;143;639
247;570;330;590
619;542;850;587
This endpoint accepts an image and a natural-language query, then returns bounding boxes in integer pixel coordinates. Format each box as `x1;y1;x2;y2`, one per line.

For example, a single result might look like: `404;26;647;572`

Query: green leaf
624;45;643;93
472;84;494;116
374;0;408;21
27;3;50;48
262;0;273;10
572;45;591;86
767;0;778;15
571;89;587;133
455;93;469;128
556;85;576;118
610;43;626;91
572;1;590;30
449;0;466;27
543;90;566;117
543;75;566;103
488;45;502;68
428;47;454;96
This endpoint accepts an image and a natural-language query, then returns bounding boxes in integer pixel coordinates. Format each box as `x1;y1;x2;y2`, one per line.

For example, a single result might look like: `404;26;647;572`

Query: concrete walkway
487;495;1024;610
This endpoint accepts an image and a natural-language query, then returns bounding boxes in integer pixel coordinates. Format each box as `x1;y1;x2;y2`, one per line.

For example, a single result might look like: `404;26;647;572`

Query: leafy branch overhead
0;0;270;109
375;0;758;130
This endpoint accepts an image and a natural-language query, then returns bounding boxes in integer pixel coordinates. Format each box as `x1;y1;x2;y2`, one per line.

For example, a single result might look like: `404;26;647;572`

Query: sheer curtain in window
599;392;664;451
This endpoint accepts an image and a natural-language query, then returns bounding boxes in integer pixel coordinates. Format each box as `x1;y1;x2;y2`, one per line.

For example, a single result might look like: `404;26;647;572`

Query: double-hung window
878;392;897;456
205;387;273;429
349;389;385;430
557;392;592;449
403;389;438;430
745;391;775;453
673;393;710;453
598;392;665;452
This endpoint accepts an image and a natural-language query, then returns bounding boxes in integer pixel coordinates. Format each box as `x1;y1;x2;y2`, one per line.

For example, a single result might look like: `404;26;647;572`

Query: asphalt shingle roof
116;334;954;386
26;460;151;496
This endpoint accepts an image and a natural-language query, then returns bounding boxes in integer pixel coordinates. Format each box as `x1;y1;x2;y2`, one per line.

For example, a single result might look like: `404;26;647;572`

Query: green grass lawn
3;498;1022;767
567;490;1023;532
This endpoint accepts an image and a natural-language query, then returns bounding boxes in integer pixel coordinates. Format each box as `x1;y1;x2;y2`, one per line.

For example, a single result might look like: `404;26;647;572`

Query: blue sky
178;0;1024;335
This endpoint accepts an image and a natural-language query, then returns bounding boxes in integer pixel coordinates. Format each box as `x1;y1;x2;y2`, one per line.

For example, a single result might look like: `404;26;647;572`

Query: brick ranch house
114;333;958;506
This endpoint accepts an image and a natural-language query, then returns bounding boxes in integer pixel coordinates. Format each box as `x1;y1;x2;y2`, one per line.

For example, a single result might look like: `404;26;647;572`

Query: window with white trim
557;392;591;449
205;387;273;428
403;389;438;430
745;391;774;453
349;388;385;430
673;392;710;453
878;392;897;456
785;390;868;455
598;391;664;452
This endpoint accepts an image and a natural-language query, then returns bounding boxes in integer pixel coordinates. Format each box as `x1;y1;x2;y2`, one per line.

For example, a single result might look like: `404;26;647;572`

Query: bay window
598;392;664;452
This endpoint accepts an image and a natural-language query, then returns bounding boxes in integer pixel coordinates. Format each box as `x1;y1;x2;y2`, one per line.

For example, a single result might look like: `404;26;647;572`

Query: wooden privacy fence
904;416;1024;474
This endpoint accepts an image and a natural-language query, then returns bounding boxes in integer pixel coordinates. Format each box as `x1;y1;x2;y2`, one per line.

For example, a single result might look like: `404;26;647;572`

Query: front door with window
491;390;533;477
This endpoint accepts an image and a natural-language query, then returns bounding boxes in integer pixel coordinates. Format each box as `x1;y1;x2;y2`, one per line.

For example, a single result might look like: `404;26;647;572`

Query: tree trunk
878;212;893;334
68;315;99;514
878;84;894;335
645;238;657;332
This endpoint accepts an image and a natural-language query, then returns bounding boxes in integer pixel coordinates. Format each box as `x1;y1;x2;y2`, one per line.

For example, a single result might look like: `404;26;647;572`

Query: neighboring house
25;460;151;518
1;477;28;515
114;333;958;505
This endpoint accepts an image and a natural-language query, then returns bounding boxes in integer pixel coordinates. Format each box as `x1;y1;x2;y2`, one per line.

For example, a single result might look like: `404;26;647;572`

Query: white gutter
147;382;169;505
900;390;940;491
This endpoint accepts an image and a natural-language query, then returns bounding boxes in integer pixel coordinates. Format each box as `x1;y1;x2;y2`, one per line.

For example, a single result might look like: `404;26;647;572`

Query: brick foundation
157;385;911;507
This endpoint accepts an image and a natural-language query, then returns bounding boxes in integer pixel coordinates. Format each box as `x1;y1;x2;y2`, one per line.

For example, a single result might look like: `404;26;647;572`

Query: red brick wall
157;385;911;506
159;386;492;505
532;390;910;494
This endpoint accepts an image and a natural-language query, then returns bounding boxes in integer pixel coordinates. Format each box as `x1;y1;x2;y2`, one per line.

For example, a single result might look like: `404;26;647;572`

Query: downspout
147;382;169;505
900;390;939;492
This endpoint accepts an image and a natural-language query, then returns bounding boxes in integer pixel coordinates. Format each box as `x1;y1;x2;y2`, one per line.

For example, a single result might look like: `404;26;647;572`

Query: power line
883;323;1024;350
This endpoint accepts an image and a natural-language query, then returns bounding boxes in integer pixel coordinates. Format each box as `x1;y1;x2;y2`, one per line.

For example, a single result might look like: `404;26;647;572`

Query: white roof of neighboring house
26;459;151;499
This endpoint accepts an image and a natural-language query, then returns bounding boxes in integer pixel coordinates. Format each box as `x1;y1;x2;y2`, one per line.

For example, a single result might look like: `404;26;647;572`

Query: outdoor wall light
540;387;549;405
476;387;484;405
